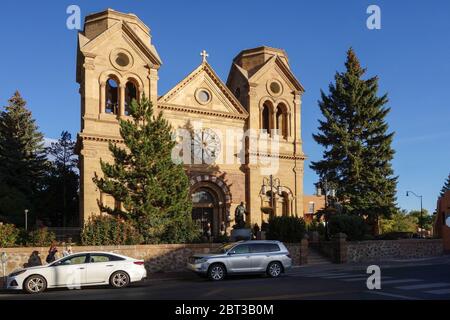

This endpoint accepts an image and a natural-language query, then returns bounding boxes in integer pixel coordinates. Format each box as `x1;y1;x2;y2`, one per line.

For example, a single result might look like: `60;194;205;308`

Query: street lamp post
262;175;282;214
317;177;336;241
406;191;423;237
24;209;29;231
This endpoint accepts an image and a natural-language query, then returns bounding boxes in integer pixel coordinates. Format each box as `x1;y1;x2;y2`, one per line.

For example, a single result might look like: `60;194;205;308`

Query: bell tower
76;9;162;224
226;46;306;224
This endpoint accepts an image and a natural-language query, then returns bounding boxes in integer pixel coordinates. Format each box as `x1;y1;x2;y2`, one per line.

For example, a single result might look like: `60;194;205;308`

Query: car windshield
210;243;235;254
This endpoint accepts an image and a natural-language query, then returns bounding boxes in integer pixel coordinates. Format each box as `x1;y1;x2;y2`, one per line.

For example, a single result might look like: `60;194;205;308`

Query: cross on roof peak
200;49;209;63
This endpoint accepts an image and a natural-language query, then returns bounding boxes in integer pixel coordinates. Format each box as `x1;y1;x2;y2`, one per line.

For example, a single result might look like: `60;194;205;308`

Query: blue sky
0;0;449;214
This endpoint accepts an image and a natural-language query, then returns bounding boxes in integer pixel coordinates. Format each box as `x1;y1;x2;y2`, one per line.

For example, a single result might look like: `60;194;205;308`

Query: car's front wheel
24;275;47;294
110;271;130;289
208;263;226;281
267;262;283;278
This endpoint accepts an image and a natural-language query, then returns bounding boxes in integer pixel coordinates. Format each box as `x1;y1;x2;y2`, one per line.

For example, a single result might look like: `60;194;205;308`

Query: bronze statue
233;202;246;229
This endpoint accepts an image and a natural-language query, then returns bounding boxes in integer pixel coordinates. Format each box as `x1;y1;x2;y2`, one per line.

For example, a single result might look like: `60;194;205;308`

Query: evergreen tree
93;95;199;243
38;131;79;227
0;91;47;225
311;49;398;235
440;173;450;197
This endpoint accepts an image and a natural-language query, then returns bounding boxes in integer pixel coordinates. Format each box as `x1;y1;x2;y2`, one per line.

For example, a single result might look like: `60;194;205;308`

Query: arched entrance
192;188;219;239
190;175;231;240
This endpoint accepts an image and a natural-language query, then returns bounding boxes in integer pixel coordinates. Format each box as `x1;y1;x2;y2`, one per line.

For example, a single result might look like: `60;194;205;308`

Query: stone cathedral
76;9;306;238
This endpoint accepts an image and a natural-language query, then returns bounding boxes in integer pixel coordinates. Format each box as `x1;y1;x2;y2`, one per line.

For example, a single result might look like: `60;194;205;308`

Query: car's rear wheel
267;262;283;278
208;264;226;281
24;275;47;294
110;271;130;289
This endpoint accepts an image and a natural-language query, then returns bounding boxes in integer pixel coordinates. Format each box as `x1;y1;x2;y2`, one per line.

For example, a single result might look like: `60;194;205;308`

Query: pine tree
38;131;79;227
440;173;450;197
311;49;398;235
0;91;47;225
93;95;199;243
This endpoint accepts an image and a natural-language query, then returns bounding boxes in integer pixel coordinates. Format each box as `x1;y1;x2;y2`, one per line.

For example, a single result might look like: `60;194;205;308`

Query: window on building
125;81;138;116
192;189;215;204
276;103;288;139
262;102;271;134
105;78;119;114
308;202;315;214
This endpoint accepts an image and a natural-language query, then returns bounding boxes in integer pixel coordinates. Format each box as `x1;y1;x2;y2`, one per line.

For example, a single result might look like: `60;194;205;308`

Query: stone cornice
157;103;248;121
77;133;123;144
248;152;306;161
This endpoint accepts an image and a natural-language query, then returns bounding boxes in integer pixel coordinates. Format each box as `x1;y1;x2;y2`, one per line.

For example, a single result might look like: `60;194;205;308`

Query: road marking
380;279;423;285
301;272;349;277
395;282;450;290
341;277;374;282
424;288;450;295
243;290;361;300
322;273;361;279
323;274;367;279
367;291;421;300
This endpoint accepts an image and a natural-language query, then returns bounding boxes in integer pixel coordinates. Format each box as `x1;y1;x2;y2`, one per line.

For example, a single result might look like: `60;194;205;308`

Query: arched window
276;103;288;139
262;102;271;134
192;189;215;204
105;78;119;114
125;81;138;116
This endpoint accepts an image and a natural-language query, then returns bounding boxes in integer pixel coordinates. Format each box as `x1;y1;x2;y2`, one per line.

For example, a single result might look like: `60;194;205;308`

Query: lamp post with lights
406;190;424;237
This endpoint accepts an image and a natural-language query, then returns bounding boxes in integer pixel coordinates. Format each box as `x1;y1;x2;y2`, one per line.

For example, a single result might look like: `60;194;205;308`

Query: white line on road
341;277;373;282
301;272;349;277
424;288;450;295
322;274;361;279
395;283;450;290
367;291;421;300
380;279;423;285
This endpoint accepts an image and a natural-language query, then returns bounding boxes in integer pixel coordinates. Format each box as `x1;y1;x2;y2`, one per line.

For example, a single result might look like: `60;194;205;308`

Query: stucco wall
346;239;444;263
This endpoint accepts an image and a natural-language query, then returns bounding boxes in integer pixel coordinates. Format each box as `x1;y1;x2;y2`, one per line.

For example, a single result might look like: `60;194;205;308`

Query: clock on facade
192;128;221;164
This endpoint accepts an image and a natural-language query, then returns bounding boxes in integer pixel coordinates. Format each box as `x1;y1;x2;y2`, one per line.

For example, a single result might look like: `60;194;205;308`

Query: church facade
76;9;306;238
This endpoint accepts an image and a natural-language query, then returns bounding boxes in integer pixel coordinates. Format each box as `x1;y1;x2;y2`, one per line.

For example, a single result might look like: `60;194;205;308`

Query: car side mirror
228;251;235;255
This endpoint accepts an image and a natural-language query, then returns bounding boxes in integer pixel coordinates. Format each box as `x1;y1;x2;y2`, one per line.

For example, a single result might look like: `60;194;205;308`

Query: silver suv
187;240;292;281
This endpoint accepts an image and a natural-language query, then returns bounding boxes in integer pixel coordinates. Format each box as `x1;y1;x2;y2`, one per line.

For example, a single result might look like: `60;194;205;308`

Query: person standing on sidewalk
46;241;58;264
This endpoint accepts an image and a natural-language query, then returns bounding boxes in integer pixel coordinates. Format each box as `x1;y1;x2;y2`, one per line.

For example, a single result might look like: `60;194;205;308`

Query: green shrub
0;223;20;247
307;220;326;233
26;228;56;246
328;214;368;241
214;234;230;243
81;215;143;246
266;216;306;243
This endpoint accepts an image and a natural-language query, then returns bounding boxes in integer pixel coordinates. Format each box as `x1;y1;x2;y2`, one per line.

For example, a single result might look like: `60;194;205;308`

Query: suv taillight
134;261;145;265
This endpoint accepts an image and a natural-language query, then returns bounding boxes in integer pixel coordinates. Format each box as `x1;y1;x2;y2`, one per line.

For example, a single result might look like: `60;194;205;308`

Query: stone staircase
307;247;332;265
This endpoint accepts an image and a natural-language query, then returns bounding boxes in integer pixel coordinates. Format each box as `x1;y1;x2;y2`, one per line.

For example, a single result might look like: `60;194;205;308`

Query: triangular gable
79;21;162;67
249;56;304;93
158;62;249;118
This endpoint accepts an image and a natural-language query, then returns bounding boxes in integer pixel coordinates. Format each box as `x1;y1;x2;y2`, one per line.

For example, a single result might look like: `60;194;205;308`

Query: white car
6;251;147;294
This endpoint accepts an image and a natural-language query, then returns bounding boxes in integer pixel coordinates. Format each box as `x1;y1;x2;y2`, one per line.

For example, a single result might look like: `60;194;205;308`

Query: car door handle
246;256;251;258
78;267;85;270
106;265;114;267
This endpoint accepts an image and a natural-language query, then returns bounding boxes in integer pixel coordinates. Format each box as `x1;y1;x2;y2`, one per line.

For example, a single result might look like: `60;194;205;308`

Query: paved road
1;256;450;300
